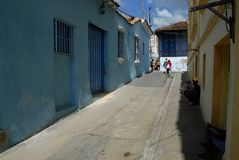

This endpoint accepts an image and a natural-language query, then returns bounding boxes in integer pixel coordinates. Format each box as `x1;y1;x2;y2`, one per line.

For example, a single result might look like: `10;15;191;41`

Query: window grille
134;37;140;62
118;30;124;58
54;19;74;55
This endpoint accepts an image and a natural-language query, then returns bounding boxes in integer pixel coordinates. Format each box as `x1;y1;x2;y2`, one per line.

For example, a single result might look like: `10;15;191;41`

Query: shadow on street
178;72;206;160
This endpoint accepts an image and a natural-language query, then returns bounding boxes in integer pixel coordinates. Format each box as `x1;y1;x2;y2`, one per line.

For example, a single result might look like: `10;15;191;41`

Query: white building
149;34;159;59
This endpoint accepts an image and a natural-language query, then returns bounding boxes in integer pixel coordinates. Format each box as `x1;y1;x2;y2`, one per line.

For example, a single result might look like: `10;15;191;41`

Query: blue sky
115;0;188;30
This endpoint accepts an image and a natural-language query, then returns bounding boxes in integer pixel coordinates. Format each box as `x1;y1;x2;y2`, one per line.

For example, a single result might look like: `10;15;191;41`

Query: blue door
88;24;104;94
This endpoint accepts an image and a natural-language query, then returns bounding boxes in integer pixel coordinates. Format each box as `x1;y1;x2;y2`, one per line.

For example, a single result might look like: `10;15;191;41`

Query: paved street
0;72;205;160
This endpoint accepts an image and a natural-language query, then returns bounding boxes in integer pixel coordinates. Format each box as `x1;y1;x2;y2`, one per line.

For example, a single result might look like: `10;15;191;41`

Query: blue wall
0;0;151;150
158;31;187;57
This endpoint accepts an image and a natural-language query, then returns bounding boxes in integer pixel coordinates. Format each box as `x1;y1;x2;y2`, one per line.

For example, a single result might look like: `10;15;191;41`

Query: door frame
211;34;230;128
88;23;105;94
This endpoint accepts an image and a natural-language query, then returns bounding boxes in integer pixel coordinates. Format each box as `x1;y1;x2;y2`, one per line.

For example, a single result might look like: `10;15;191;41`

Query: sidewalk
0;72;205;160
149;72;205;160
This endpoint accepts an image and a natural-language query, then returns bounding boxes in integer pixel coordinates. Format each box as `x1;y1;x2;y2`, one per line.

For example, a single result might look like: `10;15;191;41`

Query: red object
168;60;172;68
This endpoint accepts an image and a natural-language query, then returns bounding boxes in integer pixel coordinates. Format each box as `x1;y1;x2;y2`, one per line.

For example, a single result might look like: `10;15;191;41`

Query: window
134;37;140;62
118;30;124;58
54;19;74;55
203;54;206;88
162;35;176;57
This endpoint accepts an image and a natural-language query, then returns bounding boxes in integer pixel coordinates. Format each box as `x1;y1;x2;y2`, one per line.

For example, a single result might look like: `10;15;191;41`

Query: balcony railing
160;50;188;57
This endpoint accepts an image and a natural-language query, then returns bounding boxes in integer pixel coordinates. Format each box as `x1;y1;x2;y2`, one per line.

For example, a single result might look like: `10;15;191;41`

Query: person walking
150;58;154;72
163;58;168;73
166;59;172;75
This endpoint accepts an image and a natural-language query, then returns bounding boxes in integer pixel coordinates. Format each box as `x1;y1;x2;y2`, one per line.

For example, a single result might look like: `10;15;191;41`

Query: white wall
160;57;187;72
198;19;228;122
149;35;159;58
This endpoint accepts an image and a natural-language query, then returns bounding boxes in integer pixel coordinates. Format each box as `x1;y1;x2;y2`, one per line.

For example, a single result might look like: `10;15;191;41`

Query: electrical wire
117;0;152;20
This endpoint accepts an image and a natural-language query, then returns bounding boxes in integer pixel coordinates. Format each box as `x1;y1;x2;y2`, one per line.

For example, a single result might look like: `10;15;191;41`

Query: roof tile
155;21;187;32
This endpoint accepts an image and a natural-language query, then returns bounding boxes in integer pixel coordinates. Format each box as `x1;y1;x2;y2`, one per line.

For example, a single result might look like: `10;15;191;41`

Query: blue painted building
155;21;188;71
0;0;153;151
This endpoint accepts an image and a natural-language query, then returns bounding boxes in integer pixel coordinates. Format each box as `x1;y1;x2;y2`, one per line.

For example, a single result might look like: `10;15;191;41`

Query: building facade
188;0;238;159
149;34;159;59
0;0;153;151
155;21;188;72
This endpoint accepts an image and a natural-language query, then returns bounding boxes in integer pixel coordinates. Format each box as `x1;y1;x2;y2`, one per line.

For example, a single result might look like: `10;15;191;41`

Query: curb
140;73;178;160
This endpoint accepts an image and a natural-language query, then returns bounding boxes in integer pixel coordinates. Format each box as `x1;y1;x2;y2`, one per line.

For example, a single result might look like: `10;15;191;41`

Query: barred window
118;30;124;58
134;37;140;62
54;19;74;55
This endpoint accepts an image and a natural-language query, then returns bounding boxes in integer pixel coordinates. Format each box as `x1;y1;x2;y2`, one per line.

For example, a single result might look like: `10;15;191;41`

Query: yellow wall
188;1;239;159
211;37;230;129
227;2;239;159
188;0;231;122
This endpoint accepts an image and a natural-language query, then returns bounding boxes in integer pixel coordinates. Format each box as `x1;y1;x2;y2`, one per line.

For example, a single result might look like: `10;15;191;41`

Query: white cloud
153;8;187;28
114;0;124;5
156;9;173;18
147;0;153;4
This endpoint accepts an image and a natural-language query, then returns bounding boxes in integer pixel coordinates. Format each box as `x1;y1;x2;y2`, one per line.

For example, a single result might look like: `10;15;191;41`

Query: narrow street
0;72;205;160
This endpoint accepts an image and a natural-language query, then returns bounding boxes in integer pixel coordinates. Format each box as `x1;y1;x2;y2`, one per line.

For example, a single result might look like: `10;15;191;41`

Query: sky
114;0;188;30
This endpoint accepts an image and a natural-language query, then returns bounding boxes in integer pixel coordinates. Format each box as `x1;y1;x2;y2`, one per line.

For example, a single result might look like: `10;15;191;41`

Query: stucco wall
188;2;229;122
110;14;151;89
187;54;195;81
0;1;57;150
198;19;228;122
160;57;187;72
0;0;151;150
188;2;238;159
225;3;239;160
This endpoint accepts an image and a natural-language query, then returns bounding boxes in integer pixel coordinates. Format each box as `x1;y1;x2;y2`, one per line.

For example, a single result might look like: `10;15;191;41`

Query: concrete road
0;72;205;160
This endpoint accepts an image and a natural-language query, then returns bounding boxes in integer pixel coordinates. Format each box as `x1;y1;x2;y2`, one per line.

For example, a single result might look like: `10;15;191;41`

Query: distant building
0;0;153;151
149;34;159;59
155;21;188;72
